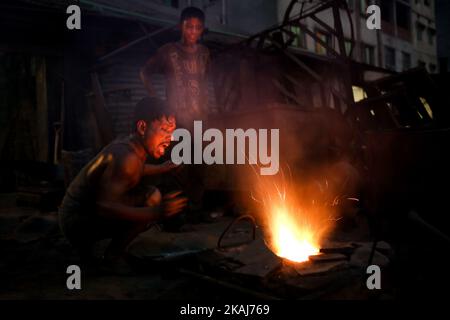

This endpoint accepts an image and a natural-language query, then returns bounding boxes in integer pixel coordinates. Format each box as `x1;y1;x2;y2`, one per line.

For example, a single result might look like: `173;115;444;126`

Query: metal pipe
80;0;246;38
98;25;174;62
79;0;247;62
409;210;450;245
221;0;227;25
355;0;362;62
217;214;256;249
80;0;174;25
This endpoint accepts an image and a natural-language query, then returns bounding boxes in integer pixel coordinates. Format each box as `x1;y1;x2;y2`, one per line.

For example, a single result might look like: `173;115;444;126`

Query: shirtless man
140;6;210;130
59;97;186;266
140;7;210;222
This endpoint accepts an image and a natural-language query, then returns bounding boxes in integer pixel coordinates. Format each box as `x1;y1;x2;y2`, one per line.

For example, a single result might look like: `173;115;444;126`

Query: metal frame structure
238;0;356;113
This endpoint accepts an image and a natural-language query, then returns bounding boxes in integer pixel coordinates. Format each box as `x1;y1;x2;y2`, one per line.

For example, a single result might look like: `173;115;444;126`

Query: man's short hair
132;97;172;131
180;6;205;24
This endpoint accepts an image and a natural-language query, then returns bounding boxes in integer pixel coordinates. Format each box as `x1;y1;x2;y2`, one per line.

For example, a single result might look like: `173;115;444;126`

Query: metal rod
60;80;65;152
80;0;174;25
310;15;342;39
221;0;227;25
217;215;257;249
139;23;159;48
98;25;174;62
267;35;322;82
409;211;450;245
292;22;341;57
332;1;347;57
345;0;356;58
245;0;334;46
283;0;298;25
79;0;247;61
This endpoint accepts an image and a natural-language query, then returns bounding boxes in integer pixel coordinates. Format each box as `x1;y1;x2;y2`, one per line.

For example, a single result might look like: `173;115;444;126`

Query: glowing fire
251;171;335;263
269;206;320;263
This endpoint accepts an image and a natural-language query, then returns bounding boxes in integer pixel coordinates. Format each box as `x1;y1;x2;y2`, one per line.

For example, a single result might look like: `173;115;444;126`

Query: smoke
223;105;364;245
208;47;365;235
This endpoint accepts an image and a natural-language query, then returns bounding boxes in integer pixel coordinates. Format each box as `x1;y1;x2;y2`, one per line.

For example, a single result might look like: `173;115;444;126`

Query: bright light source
419;97;433;119
352;86;368;103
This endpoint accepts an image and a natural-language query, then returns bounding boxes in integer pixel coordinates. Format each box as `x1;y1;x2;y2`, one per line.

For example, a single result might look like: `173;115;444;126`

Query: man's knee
146;187;162;207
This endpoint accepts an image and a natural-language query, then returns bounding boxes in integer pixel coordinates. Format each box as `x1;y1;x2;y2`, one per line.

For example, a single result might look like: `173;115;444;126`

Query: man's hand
161;160;180;172
161;191;187;218
143;161;181;176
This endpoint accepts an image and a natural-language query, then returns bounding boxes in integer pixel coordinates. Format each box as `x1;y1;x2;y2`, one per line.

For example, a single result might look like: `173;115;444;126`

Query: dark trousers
59;187;157;260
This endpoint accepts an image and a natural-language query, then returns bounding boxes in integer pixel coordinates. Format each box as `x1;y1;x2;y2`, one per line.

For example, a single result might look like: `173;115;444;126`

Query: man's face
144;115;176;159
181;17;204;46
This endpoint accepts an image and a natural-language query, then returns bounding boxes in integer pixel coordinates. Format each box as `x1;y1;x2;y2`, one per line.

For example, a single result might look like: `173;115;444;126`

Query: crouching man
59;97;186;269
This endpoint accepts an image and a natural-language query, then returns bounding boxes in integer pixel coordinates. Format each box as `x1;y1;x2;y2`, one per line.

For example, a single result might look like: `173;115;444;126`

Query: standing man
140;6;210;131
140;7;210;222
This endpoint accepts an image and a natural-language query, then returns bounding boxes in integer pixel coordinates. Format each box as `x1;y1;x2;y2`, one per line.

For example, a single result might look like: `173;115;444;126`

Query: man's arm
140;47;165;97
143;161;179;176
140;68;157;97
96;151;161;223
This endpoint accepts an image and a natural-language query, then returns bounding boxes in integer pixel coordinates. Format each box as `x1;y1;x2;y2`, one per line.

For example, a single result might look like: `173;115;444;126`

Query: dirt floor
0;193;396;300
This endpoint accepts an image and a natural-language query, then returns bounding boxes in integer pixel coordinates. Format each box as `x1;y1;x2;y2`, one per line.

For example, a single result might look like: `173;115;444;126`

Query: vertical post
60;80;65;153
373;0;383;67
332;1;347;57
333;1;354;114
54;81;65;164
393;0;398;37
221;0;227;25
354;0;362;62
376;31;383;67
36;56;49;162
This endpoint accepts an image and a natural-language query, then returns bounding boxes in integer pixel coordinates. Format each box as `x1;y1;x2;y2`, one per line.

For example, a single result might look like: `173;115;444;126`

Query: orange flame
252;172;335;263
269;205;320;262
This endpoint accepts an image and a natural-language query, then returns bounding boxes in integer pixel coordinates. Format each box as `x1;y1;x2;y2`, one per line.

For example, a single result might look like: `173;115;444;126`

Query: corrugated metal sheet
97;42;217;137
23;0;178;23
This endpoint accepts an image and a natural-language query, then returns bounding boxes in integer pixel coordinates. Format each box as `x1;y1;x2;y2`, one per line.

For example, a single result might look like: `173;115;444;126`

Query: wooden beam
36;56;49;162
